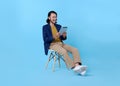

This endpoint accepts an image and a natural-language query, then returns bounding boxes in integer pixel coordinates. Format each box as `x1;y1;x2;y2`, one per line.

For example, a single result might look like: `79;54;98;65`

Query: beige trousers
49;42;81;68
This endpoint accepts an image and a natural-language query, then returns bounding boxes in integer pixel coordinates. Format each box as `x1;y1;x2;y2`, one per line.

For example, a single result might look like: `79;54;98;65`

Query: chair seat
49;49;55;52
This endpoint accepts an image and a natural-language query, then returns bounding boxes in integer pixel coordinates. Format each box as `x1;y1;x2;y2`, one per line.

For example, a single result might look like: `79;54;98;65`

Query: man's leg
49;43;75;68
62;44;82;65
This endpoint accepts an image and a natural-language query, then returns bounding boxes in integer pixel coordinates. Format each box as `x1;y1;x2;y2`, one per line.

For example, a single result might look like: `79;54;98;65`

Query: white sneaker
73;65;87;75
80;70;86;76
73;65;81;72
78;65;87;75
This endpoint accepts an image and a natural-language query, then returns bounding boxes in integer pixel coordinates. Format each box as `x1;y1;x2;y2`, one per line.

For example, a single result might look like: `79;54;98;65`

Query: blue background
0;0;120;86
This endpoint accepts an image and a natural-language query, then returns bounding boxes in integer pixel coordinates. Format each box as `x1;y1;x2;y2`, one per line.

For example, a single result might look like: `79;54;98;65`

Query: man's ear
48;17;50;20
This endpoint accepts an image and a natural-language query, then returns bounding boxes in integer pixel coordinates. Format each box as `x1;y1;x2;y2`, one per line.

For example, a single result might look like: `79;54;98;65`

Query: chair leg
58;56;61;68
52;56;56;72
45;53;52;70
65;61;70;70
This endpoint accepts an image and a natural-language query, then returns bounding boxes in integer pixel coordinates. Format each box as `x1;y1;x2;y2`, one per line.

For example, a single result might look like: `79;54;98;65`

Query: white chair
45;49;69;72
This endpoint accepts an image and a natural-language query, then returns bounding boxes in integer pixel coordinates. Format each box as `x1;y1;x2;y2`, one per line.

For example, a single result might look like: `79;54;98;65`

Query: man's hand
62;32;67;38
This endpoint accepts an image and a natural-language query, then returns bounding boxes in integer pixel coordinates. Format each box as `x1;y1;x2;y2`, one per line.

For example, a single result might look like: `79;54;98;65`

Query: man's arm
42;26;54;43
60;32;67;40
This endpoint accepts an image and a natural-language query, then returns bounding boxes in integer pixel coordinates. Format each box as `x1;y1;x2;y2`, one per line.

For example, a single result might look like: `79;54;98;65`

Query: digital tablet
59;27;67;35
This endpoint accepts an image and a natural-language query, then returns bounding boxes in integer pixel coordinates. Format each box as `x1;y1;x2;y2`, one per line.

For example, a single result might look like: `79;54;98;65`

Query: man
42;11;87;75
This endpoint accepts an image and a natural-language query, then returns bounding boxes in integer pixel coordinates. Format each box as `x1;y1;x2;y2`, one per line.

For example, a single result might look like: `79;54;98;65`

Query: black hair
46;11;57;23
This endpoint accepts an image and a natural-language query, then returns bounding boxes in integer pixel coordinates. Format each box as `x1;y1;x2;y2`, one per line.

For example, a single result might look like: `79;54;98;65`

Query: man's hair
46;11;57;23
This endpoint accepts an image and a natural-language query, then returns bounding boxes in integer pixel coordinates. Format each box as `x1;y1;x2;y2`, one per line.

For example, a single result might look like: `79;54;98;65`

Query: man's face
49;13;57;24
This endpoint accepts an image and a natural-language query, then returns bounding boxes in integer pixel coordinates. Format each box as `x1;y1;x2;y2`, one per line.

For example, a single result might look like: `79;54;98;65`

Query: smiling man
42;11;87;75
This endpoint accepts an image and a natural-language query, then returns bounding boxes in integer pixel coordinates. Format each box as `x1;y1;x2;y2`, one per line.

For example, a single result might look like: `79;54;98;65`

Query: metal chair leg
58;56;61;68
65;61;70;70
45;53;53;70
52;56;56;72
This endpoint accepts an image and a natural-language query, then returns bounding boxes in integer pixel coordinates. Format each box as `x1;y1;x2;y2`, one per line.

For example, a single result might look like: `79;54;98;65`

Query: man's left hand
62;32;67;38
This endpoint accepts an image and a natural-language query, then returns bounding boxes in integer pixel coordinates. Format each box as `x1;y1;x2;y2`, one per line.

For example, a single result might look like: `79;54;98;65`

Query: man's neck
50;22;55;27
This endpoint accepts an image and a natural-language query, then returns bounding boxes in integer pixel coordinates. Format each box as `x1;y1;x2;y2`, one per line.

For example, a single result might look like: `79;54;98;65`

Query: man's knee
61;49;68;55
72;47;78;52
